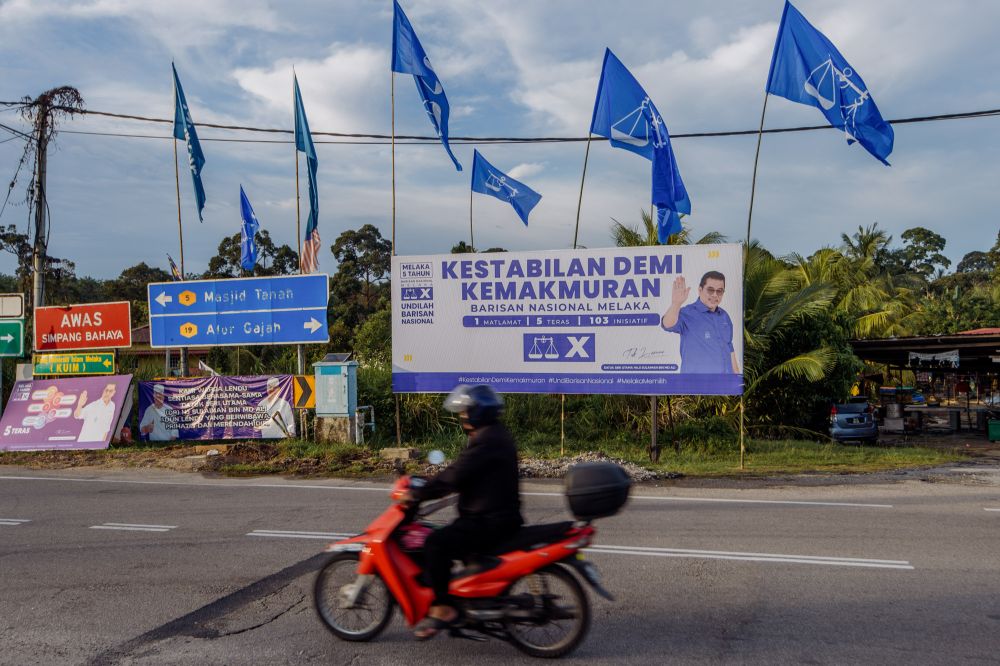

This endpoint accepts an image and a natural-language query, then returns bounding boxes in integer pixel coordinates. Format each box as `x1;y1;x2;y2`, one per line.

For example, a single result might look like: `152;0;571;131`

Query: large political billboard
392;244;743;395
0;375;134;451
137;375;295;441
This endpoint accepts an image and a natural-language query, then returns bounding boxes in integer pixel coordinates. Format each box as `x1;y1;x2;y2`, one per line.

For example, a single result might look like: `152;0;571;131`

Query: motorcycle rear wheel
503;564;590;658
314;552;393;642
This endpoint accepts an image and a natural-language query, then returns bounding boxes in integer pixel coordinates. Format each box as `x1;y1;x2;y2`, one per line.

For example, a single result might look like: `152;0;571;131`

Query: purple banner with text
137;375;295;441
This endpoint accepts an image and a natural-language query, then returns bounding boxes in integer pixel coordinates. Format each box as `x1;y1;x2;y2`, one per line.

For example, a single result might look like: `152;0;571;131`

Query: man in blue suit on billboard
661;271;740;374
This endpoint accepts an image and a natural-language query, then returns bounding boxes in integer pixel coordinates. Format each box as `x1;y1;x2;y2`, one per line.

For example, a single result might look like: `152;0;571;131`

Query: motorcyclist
405;384;523;640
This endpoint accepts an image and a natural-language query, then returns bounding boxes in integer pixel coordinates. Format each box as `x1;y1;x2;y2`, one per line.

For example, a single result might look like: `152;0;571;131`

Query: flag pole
745;92;769;247
391;72;397;255
469;186;474;250
391;70;402;447
172;131;188;377
293;76;307;440
572;133;593;250
740;91;768;471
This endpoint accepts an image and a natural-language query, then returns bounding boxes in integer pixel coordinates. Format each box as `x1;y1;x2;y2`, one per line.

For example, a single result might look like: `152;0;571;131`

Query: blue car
829;397;879;444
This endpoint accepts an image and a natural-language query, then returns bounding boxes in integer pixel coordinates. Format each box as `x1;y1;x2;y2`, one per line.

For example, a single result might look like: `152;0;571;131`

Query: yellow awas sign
294;375;316;409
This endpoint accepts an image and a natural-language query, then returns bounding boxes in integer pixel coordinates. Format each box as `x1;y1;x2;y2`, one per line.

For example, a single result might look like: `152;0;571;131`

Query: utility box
314;354;359;444
315;358;358;417
989;419;1000;442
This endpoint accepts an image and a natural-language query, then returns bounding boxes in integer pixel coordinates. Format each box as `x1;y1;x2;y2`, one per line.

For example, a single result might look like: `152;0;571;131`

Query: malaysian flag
166;253;181;280
294;75;320;274
301;223;321;274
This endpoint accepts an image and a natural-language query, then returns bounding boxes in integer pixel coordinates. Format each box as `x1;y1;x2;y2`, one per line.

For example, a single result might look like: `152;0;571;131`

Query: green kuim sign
0;319;25;357
33;352;116;376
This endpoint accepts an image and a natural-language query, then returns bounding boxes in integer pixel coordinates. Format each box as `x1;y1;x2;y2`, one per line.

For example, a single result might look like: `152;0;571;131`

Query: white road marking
0;475;891;509
248;529;355;540
985;508;1000;512
252;526;913;570
584;544;914;570
90;522;177;533
0;518;30;526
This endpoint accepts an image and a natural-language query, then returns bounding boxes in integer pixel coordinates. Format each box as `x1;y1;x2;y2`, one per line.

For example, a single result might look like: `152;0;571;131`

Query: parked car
982;394;1000;407
829;397;878;444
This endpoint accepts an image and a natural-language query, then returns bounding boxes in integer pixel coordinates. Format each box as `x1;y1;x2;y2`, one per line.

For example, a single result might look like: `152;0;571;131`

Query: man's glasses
702;287;725;296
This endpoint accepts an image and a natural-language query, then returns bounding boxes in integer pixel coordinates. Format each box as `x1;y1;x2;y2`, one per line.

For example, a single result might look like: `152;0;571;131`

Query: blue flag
172;63;207;221
239;185;260;272
470;150;541;226
391;0;462;171
591;48;691;243
766;1;893;165
294;75;321;274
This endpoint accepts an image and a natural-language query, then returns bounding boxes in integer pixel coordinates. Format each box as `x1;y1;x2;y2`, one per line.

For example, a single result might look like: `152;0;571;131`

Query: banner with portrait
0;375;133;451
392;244;743;395
137;375;295;441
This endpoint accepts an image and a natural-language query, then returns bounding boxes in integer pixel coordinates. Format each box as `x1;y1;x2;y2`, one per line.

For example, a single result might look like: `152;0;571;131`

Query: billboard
137;375;295;441
0;375;134;451
392;244;743;395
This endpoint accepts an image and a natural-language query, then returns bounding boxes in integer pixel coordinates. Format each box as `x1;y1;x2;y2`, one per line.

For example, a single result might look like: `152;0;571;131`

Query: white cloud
507;162;544;180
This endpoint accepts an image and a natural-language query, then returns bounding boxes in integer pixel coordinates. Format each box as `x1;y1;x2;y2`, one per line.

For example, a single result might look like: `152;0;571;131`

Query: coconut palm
611;209;725;247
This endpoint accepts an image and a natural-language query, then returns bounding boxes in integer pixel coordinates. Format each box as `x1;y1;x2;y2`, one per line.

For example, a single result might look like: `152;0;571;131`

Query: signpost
294;375;315;409
34;301;132;352
147;274;330;348
33;352;116;376
0;293;27;412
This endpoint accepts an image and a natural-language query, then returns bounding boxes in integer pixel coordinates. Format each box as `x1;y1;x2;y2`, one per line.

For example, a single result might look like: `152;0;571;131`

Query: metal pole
391;71;403;447
739;396;745;470
650;395;659;462
173;135;188;378
31;98;50;310
469;187;474;251
560;394;565;456
391;71;397;255
572;133;593;250
745;92;770;248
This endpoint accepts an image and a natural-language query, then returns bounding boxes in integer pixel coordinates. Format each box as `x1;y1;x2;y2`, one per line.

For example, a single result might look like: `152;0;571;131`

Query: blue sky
0;0;997;280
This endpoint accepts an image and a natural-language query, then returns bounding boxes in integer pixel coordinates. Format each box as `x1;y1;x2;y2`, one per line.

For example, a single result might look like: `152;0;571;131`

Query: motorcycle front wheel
504;563;591;658
314;552;394;641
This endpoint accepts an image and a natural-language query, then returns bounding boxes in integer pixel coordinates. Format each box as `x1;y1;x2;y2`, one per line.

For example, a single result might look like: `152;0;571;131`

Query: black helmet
443;384;504;428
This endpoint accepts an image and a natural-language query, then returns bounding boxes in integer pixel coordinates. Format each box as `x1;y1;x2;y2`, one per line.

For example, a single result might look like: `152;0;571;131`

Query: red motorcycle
313;461;630;658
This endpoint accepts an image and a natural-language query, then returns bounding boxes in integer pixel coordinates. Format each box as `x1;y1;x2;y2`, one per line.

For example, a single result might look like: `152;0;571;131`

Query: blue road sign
147;274;329;348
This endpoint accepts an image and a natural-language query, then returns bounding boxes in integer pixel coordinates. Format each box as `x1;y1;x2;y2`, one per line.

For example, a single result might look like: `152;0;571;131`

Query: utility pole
30;98;50;309
21;87;84;310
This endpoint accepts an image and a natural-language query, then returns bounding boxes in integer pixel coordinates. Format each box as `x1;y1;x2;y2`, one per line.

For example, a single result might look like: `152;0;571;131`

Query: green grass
402;436;967;477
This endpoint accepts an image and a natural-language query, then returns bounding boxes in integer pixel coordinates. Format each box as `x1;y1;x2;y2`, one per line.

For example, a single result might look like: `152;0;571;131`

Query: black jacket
413;423;523;526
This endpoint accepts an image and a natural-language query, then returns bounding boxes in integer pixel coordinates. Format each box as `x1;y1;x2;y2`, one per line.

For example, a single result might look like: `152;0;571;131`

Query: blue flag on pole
391;0;462;171
590;48;690;243
766;1;893;165
470;150;541;226
294;75;321;274
239;185;260;272
172;63;207;222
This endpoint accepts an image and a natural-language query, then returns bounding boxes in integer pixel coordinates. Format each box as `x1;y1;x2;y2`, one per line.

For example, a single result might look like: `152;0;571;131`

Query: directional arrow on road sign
147;274;329;348
0;319;24;357
294;375;315;409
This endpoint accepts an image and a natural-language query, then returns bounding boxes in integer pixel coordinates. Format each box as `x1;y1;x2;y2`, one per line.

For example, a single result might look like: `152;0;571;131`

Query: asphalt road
1;466;998;665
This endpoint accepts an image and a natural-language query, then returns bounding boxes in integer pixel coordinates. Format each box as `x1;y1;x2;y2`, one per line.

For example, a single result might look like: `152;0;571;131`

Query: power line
1;100;998;145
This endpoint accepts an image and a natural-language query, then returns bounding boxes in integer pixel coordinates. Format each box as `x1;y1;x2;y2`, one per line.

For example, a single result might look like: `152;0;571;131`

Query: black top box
564;462;632;521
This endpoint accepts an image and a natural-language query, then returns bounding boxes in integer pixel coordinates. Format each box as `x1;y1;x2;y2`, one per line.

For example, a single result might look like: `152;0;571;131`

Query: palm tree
611;209;725;247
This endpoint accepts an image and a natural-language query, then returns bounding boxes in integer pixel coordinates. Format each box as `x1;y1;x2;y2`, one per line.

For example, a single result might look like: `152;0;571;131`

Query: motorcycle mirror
428;450;445;465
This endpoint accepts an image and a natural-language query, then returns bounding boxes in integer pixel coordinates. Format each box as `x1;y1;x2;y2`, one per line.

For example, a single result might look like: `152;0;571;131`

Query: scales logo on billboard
401;287;433;301
523;334;595;363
